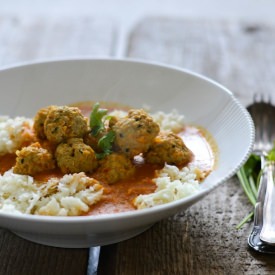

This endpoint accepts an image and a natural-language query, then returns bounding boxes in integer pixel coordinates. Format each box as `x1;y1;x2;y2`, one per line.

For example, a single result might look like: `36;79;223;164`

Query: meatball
95;153;135;184
55;138;98;174
144;132;193;166
33;106;54;139
13;142;55;175
44;106;88;144
113;109;160;158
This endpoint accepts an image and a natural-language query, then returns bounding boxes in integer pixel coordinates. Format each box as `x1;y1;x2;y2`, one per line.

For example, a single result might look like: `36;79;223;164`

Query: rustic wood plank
0;229;89;275
0;15;116;67
0;14;117;275
127;17;275;107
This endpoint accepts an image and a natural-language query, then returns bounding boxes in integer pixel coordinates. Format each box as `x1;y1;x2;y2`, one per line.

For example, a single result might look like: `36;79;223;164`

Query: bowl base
12;224;153;248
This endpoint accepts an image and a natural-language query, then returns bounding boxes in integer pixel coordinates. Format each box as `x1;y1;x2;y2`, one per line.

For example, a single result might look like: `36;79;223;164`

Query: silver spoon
87;246;101;274
247;97;275;253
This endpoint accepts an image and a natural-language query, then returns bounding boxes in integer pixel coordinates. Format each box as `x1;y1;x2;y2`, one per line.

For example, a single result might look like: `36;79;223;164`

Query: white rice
151;110;185;133
0;171;103;216
0;170;40;214
133;164;200;209
35;172;103;216
0;116;33;155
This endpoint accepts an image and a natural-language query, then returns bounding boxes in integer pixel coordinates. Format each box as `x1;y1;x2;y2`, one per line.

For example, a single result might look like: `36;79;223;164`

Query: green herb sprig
90;102;108;136
96;131;116;159
89;102;115;159
236;154;261;229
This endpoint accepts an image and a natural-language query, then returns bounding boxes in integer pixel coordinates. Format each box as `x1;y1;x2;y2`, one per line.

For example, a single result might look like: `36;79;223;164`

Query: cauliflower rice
0;110;202;216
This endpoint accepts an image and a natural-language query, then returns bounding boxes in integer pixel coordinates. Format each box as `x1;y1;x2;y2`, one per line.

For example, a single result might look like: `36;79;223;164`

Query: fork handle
260;161;275;244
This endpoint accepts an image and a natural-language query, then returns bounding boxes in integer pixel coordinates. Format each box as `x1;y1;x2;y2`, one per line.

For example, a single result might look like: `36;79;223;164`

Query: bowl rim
0;57;255;223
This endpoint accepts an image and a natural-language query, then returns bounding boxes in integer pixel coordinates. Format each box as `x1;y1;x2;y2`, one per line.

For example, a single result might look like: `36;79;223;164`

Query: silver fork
247;95;275;253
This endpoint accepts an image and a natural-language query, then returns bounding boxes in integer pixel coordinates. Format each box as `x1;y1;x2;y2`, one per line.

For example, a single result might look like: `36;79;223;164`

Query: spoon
87;246;101;274
247;98;275;253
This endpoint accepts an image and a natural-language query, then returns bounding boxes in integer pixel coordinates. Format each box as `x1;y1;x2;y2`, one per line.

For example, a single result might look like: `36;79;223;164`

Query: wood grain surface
1;14;275;275
0;229;88;275
0;15;116;67
127;17;275;107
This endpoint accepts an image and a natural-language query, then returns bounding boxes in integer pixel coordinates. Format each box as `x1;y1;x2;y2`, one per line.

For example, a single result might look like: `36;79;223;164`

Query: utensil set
247;95;275;253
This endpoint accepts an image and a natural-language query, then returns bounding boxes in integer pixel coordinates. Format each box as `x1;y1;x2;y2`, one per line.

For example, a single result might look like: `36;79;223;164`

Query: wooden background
0;14;275;274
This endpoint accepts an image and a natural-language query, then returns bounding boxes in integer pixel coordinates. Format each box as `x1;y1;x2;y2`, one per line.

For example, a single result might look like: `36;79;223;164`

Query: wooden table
1;14;275;275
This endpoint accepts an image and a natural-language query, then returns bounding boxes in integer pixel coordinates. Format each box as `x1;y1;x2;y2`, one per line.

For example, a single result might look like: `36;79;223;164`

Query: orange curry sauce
0;103;216;215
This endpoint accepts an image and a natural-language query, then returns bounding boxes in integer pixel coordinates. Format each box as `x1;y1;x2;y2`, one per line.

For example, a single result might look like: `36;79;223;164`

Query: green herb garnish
89;103;115;159
236;154;261;229
236;142;275;229
90;102;108;136
96;131;116;159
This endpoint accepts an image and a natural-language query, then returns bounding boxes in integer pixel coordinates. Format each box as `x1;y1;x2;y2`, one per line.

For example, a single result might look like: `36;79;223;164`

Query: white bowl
0;58;254;248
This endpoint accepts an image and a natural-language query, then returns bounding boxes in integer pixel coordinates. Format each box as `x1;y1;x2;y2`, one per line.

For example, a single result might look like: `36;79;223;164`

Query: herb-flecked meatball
55;138;98;174
44;106;88;144
33;106;55;139
144;132;193;166
13;142;55;175
113;109;160;158
95;153;135;184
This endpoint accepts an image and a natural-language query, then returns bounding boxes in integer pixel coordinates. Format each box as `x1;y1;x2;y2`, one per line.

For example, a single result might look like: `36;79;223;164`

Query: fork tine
253;93;272;104
253;93;263;103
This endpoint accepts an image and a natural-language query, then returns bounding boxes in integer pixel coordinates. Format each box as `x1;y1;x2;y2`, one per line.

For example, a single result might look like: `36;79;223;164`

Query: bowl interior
0;59;254;247
0;59;254;193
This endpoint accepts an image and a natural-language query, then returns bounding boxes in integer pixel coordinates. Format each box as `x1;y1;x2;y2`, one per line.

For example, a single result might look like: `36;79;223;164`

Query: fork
247;95;275;253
